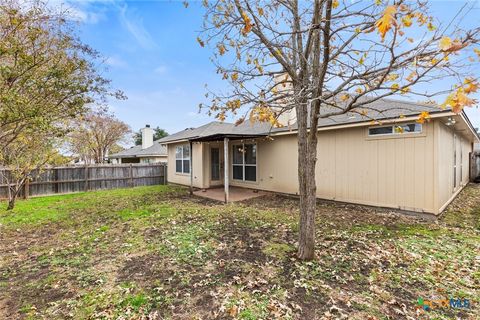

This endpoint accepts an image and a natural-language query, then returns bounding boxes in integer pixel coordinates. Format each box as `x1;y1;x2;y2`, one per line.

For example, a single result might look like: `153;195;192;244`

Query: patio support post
224;137;229;203
189;140;193;195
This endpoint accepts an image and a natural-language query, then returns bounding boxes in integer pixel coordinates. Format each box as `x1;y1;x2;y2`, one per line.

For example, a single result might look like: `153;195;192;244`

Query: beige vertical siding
434;121;471;213
232;122;436;213
229;136;300;194
314;122;435;212
166;118;474;215
462;136;471;183
167;141;205;188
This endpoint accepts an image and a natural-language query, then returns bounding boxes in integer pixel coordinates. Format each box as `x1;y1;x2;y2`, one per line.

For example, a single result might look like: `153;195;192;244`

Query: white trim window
175;144;190;174
232;143;256;182
368;123;422;136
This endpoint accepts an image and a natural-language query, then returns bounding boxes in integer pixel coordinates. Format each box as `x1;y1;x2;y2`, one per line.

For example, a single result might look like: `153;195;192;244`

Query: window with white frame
368;123;422;136
232;143;256;181
175;144;190;174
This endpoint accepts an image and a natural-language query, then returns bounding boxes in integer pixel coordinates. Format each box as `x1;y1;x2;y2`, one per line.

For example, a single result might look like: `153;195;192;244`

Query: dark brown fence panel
0;169;13;199
28;168;56;197
0;163;167;199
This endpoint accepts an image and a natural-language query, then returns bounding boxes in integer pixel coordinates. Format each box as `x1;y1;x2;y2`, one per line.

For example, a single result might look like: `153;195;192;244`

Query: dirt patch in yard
0;263;74;318
117;253;172;286
213;218;275;262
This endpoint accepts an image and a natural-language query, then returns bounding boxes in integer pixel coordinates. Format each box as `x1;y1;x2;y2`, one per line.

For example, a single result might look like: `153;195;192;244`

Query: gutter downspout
224;137;229;203
189;140;193;195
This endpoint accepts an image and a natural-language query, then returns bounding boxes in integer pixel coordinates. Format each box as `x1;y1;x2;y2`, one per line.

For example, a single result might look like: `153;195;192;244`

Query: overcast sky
60;0;480;142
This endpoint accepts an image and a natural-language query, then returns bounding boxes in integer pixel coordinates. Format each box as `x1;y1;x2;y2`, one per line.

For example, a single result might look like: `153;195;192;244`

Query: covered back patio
187;133;266;203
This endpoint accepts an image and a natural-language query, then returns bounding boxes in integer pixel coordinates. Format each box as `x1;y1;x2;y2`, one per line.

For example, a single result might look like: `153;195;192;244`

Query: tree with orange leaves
197;0;480;260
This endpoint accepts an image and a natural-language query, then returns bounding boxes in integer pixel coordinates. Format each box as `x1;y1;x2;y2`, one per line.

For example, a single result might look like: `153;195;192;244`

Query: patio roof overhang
188;133;267;142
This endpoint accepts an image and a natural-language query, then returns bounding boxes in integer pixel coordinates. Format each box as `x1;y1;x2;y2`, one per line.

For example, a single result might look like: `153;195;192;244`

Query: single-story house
110;125;167;164
157;99;479;215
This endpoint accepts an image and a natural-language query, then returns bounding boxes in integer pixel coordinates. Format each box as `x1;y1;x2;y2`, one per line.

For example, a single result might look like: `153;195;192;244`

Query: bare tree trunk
296;96;317;260
297;136;317;260
6;178;26;210
6;184;18;210
7;197;15;210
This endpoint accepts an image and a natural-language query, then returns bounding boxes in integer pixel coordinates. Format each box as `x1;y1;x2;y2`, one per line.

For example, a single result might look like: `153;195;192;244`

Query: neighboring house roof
158;97;455;144
110;141;167;158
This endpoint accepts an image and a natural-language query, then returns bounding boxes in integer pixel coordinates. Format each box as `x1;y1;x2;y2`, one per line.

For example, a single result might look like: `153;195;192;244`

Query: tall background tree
68;110;131;164
198;0;480;259
133;126;169;146
0;0;125;209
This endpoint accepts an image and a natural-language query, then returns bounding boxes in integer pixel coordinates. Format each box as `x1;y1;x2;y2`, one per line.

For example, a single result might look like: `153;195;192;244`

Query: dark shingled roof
273;97;444;132
109;141;167;158
158;97;449;143
157;121;272;144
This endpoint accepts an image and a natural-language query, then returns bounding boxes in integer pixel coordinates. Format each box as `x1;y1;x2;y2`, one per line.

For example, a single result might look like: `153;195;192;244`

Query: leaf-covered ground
0;184;478;319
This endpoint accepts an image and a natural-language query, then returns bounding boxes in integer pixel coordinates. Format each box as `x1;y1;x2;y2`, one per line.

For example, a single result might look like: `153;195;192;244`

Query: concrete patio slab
193;186;268;202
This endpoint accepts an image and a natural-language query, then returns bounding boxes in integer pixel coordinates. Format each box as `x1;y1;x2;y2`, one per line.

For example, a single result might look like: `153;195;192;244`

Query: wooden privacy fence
0;163;167;199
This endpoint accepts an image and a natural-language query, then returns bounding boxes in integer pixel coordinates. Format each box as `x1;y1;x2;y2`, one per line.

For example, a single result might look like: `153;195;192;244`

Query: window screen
369;123;422;136
232;143;257;182
175;145;191;174
368;126;393;135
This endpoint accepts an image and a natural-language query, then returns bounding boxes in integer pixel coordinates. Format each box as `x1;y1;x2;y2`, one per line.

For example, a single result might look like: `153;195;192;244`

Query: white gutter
460;110;480;142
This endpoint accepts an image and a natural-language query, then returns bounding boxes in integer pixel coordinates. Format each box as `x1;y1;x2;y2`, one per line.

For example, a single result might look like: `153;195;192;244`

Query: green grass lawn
0;184;478;319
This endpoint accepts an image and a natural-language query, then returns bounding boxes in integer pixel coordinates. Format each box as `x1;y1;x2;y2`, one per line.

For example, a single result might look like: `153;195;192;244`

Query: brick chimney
141;124;154;149
272;73;296;126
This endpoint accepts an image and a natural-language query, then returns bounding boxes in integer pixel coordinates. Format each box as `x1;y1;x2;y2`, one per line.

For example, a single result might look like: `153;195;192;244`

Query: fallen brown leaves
0;184;479;319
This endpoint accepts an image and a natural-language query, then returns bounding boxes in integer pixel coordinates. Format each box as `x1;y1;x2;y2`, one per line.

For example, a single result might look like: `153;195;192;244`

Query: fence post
129;164;134;188
23;179;30;199
54;168;59;194
84;164;89;191
163;163;167;185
